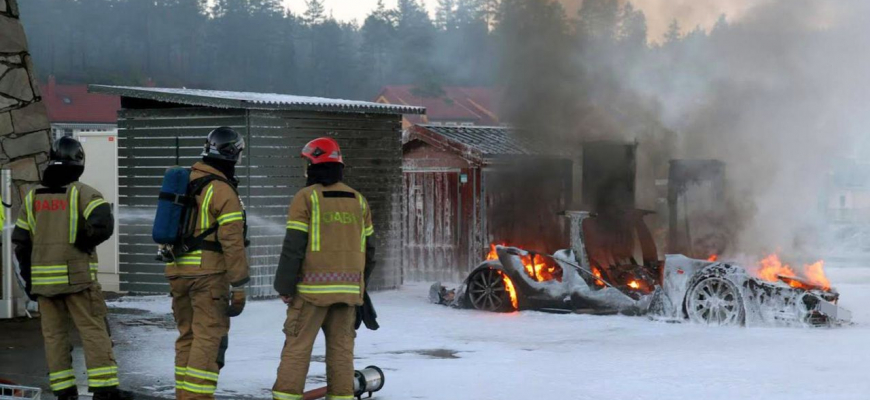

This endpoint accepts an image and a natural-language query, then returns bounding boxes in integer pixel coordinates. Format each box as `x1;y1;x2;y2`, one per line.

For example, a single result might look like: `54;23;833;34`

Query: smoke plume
497;0;870;258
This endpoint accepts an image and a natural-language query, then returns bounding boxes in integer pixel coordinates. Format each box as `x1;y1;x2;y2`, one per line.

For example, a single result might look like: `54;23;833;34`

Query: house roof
376;86;499;124
89;85;426;115
43;79;120;124
407;124;557;163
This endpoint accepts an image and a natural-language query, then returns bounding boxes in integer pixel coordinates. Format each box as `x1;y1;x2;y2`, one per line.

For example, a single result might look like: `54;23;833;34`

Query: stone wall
1;0;51;210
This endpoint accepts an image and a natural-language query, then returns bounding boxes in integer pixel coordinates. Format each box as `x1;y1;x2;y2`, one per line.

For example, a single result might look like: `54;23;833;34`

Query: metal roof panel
89;85;426;115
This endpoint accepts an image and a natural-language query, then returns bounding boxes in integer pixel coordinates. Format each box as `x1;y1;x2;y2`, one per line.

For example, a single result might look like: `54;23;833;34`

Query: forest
21;0;701;101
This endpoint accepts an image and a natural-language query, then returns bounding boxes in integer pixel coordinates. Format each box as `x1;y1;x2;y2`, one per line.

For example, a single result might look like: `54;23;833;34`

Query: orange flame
497;271;519;310
486;244;562;282
754;253;831;291
486;243;565;310
707;254;719;262
591;266;606;287
627;280;640;289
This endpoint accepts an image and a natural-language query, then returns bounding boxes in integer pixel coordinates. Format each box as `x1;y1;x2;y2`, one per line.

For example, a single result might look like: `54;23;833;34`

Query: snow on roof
89;85;426;115
408;124;561;163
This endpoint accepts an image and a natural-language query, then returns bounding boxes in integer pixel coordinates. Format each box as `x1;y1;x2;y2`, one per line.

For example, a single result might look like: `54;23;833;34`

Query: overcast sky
281;0;764;41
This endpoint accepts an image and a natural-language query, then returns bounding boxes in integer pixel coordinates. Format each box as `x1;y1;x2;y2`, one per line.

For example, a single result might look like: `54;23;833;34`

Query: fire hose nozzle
354;365;385;398
303;365;385;400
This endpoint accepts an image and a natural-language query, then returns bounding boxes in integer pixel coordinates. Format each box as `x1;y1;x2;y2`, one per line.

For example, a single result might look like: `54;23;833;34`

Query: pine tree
304;0;326;25
664;19;682;44
435;0;457;30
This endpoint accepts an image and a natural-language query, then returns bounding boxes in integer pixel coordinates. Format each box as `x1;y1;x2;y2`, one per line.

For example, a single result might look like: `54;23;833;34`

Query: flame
754;253;831;291
497;271;519;310
591;266;606;287
486;244;562;282
707;254;719;262
627;280;640;289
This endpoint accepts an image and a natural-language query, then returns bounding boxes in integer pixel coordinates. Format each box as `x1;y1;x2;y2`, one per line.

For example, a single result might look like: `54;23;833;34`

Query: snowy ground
105;264;870;400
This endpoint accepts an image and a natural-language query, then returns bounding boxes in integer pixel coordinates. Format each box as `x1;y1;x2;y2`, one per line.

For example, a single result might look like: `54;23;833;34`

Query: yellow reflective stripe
297;284;360;294
273;391;303;400
358;194;366;252
88;377;119;387
175;366;188;375
180;381;217;394
25;190;35;234
186;367;219;382
286;221;309;233
217;211;243;226
50;369;75;380
50;378;77;391
200;185;215;231
32;266;68;275
32;276;70;286
87;366;118;377
310;192;321;252
364;226;374;236
168;251;203;266
83;198;108;219
69;185;79;243
16;218;30;231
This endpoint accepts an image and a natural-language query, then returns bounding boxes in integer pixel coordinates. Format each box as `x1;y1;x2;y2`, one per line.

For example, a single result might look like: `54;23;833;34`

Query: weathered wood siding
403;141;484;282
118;107;403;297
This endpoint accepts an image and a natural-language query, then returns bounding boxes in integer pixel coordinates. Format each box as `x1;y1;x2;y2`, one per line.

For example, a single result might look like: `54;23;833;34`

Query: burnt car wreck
430;211;852;327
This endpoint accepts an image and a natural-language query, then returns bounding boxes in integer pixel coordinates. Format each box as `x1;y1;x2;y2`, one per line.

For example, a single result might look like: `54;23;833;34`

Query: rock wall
1;0;51;209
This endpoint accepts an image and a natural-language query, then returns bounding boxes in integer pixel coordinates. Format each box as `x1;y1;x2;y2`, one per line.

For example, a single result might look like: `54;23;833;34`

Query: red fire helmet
301;137;344;165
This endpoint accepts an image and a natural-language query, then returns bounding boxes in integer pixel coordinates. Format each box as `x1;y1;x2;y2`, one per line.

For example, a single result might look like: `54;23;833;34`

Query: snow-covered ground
106;264;870;400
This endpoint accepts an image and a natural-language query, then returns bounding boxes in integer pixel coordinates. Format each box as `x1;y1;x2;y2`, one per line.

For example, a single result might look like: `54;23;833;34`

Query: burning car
430;211;852;327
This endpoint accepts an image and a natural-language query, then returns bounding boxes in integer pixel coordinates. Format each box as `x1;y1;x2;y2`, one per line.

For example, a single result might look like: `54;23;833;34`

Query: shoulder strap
179;174;243;254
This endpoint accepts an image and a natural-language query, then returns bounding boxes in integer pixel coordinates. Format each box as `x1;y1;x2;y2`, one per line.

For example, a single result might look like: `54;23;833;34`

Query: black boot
56;386;79;400
92;388;135;400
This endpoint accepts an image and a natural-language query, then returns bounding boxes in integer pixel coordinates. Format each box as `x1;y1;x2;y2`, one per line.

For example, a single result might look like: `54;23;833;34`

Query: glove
74;231;96;255
354;291;379;331
226;288;246;317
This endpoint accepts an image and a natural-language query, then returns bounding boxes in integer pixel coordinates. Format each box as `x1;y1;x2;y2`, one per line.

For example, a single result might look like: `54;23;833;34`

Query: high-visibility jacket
13;182;110;297
164;162;250;287
281;182;374;307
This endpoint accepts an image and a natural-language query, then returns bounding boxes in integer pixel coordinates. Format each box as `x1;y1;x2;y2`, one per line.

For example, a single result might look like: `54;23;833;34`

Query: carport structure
89;85;425;298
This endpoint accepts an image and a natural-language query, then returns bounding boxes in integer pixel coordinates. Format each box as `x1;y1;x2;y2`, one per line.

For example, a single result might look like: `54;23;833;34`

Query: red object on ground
302;386;329;400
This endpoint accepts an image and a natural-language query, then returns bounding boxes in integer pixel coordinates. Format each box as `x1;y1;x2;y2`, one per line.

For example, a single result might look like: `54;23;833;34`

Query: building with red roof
41;76;121;138
375;85;500;129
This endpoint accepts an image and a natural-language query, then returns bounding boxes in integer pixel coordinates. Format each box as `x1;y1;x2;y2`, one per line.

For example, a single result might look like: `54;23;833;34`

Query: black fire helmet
49;136;86;167
202;127;245;163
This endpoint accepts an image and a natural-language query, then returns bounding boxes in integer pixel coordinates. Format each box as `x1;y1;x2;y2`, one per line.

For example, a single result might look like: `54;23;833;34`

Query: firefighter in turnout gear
271;137;376;400
166;127;250;400
12;137;131;400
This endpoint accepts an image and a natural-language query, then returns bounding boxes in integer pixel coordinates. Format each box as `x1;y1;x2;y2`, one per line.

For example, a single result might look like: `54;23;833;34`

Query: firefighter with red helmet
271;137;376;400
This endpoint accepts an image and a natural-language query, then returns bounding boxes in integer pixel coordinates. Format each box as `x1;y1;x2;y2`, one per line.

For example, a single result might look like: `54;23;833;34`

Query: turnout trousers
38;285;119;395
272;297;356;400
170;274;230;400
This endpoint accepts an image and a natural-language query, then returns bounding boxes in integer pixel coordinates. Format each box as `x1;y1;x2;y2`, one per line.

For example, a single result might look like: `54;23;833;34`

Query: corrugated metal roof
416;125;547;157
88;85;426;115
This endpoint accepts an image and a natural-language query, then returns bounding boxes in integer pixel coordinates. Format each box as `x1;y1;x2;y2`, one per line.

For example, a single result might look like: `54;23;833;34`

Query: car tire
685;274;746;326
466;267;514;313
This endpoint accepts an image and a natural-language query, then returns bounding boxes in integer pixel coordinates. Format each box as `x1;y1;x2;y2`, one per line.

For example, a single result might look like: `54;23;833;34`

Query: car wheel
467;267;512;312
685;276;745;326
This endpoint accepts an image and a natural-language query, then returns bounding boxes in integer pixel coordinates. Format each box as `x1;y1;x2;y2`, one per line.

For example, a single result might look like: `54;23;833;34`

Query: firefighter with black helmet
12;137;131;400
166;127;250;400
271;137;376;400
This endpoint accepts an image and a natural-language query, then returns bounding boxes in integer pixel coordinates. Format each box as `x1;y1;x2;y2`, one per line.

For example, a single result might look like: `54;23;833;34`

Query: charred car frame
431;211;852;327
